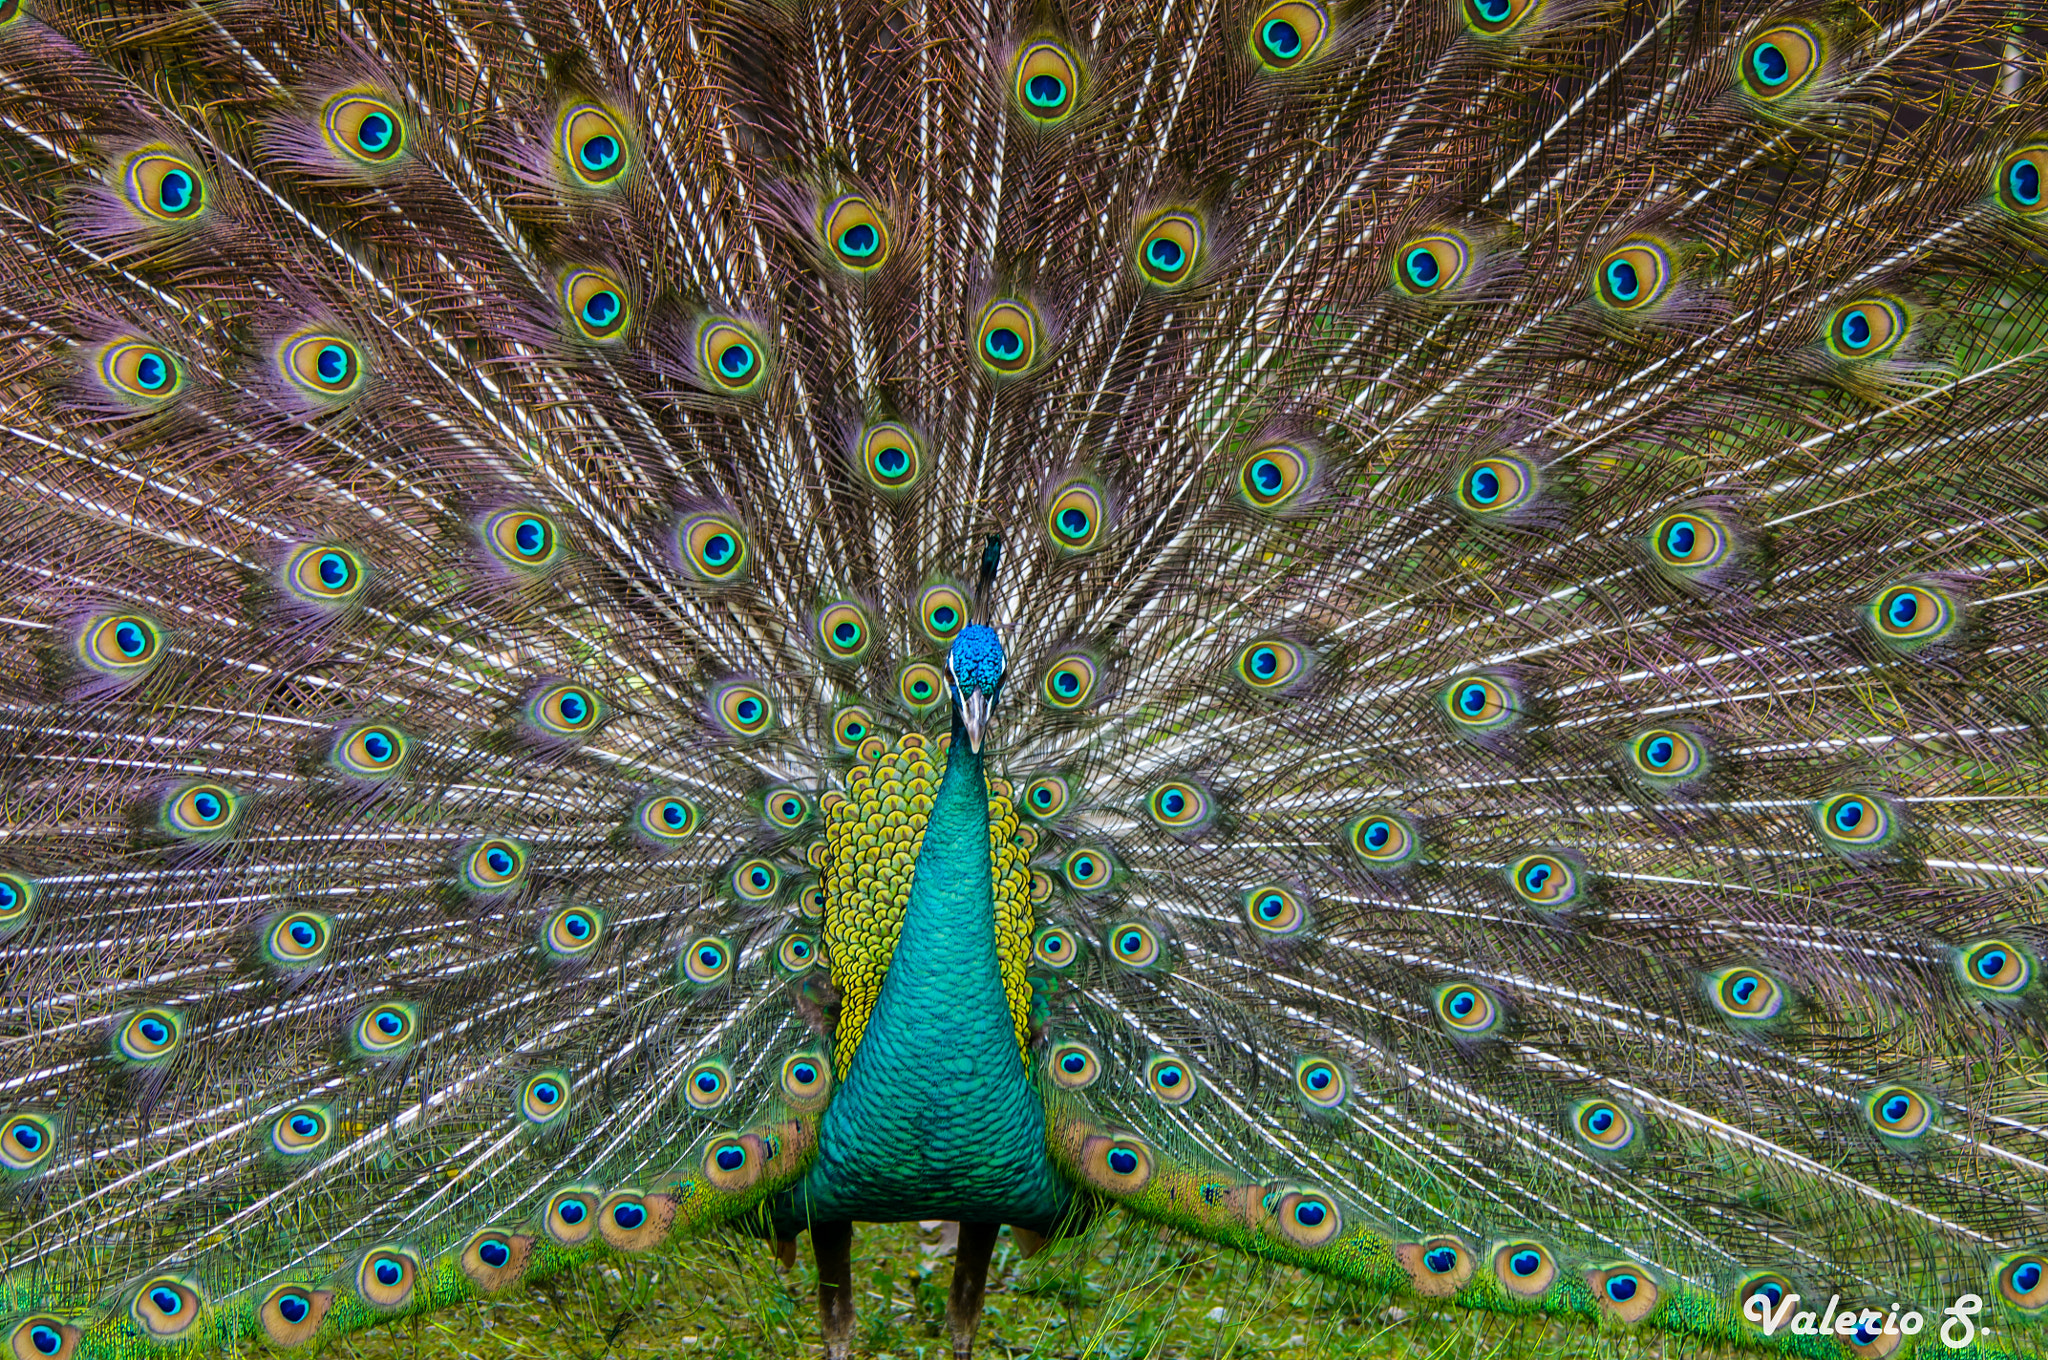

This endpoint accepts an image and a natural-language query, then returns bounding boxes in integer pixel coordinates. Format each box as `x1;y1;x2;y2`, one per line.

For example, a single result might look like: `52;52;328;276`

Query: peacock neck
783;711;1069;1229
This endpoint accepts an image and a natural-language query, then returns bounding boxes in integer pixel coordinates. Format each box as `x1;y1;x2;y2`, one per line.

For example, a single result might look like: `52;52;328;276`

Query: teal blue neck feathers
784;713;1070;1228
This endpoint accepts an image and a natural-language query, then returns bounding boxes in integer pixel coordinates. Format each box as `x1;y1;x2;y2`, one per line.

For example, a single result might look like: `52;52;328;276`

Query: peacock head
946;625;1006;754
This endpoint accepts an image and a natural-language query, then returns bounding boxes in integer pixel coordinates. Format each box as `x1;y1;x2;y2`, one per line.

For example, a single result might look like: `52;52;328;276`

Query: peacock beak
959;688;992;753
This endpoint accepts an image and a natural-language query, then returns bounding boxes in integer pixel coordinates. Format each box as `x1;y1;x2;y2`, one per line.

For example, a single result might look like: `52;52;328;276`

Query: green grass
322;1216;1746;1360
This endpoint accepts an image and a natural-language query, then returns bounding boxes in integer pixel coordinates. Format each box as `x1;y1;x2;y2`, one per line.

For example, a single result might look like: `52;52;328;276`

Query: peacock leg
945;1221;1002;1359
813;1220;855;1360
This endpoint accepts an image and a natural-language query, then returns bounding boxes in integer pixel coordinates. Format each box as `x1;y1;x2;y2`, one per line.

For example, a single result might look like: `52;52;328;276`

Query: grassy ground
323;1215;1744;1360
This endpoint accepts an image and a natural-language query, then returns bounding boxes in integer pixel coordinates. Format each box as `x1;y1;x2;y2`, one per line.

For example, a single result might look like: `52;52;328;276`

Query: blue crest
948;625;1006;695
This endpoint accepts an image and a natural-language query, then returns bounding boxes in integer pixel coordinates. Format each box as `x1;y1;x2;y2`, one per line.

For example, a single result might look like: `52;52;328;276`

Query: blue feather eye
1244;884;1309;936
352;1001;421;1058
684;1058;732;1110
680;935;735;986
96;338;183;403
545;1188;601;1244
279;331;367;401
815;600;875;663
560;266;631;342
1061;846;1114;892
1434;982;1503;1037
1392;232;1472;297
600;1190;671;1249
8;1318;80;1360
976;298;1042;376
1134;209;1202;287
1079;1132;1157;1191
1146;780;1213;832
1455;454;1538;518
461;836;529;894
324;92;406;165
1233;638;1309;692
1442;673;1520;737
1270;1188;1342;1248
1143;1054;1198;1105
1461;0;1540;38
1824;296;1909;359
1237;443;1314;513
79;612;164;680
775;931;818;975
355;1247;419;1309
461;1230;533;1290
1022;774;1074;818
1995;1251;2048;1312
1046;1040;1101;1089
115;1007;183;1064
1105;919;1164;969
557;102;630;188
632;792;700;849
732;858;780;901
697;318;770;394
1865;581;1959;651
858;421;923;494
1040;652;1099;708
284;544;367;607
1570;1099;1640;1154
1012;40;1080;124
1812;790;1899;856
1493;1242;1558;1297
821;194;890;271
0;872;32;934
1625;727;1708;786
1736;24;1821;102
828;705;878;753
1592;240;1672;312
331;721;408;780
1044;479;1109;552
1293;1056;1347;1109
913;583;969;644
264;910;334;969
763;787;813;831
1995;143;2047;218
1705;965;1787;1028
1032;923;1081;968
712;680;776;735
1587;1265;1658;1322
518;1070;572;1126
1864;1084;1935;1147
780;1050;832;1106
130;1277;203;1338
482;507;561;571
1954;937;2035;999
258;1282;332;1345
1346;810;1420;868
898;660;946;714
267;1104;331;1157
1401;1237;1473;1295
543;906;603;961
678;510;750;584
1508;852;1582;910
161;781;241;839
1251;1;1328;69
122;148;206;223
1734;1272;1796;1327
1;1112;58;1174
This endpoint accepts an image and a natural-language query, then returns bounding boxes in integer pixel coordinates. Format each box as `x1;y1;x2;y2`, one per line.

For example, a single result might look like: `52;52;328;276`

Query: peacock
2;0;2047;1354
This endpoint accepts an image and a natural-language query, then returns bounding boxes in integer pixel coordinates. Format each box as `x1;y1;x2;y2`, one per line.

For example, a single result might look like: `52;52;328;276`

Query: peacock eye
1251;1;1329;69
560;267;631;342
556;102;630;186
324;93;407;164
1012;40;1081;124
976;299;1042;376
124;149;207;222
